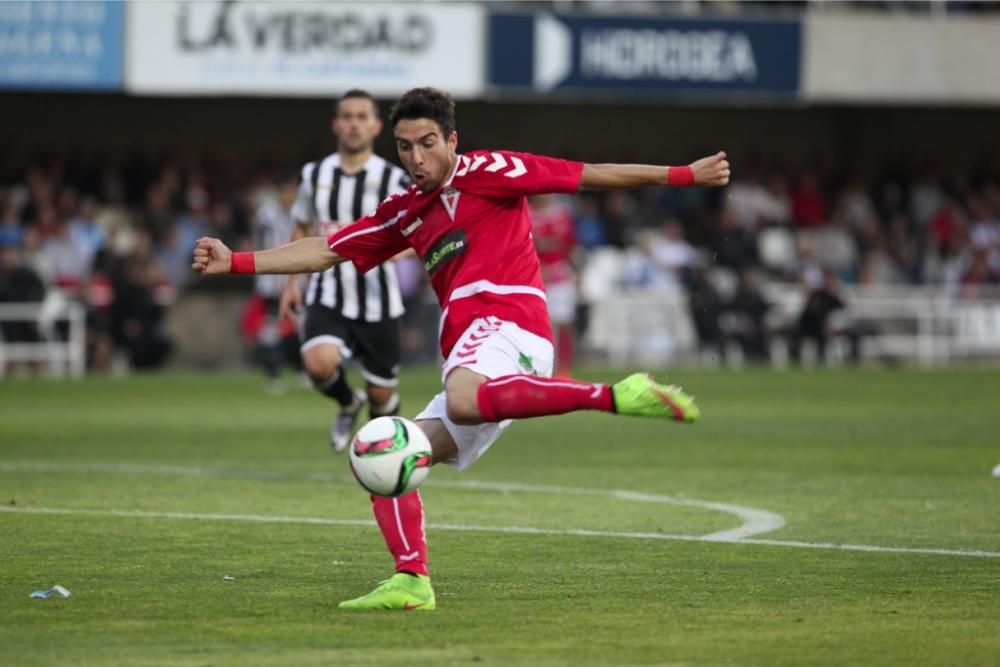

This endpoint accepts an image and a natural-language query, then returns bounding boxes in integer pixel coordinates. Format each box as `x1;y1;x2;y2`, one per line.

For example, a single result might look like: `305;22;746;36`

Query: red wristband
667;165;695;187
230;252;256;274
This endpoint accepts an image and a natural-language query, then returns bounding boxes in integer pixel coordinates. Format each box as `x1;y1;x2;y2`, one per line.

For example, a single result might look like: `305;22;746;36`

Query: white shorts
546;281;577;325
415;316;554;471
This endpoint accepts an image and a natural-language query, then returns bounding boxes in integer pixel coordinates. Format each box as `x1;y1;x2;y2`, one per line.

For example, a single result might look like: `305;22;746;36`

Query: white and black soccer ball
349;417;433;497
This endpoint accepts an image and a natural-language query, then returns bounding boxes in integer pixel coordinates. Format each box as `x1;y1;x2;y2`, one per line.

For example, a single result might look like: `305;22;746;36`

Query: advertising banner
0;1;123;90
490;12;800;98
125;1;485;97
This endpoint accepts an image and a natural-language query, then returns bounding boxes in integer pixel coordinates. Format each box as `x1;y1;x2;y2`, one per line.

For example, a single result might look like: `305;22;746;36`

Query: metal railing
584;284;1000;367
0;299;86;378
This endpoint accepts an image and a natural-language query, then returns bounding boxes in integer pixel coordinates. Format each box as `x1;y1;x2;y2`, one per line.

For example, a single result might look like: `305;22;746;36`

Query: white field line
2;505;999;559
0;461;784;540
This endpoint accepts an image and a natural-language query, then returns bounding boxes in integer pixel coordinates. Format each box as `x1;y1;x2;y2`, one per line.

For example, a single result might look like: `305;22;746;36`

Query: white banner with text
125;1;485;97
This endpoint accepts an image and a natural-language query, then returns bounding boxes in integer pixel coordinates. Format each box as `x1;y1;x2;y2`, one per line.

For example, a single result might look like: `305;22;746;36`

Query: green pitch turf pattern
1;368;998;666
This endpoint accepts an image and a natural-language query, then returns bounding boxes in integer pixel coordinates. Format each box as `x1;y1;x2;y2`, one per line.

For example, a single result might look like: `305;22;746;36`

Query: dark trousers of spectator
127;333;172;369
788;327;862;365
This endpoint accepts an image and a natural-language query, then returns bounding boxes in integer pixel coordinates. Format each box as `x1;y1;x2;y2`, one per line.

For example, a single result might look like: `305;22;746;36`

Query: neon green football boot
338;573;436;611
611;373;700;423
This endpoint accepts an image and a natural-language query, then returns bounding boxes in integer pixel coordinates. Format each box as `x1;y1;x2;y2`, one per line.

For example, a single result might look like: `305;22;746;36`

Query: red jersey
328;150;584;357
531;200;577;285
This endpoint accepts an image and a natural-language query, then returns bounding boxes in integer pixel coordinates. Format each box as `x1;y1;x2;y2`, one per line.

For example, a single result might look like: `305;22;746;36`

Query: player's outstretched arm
192;237;343;276
579;151;730;190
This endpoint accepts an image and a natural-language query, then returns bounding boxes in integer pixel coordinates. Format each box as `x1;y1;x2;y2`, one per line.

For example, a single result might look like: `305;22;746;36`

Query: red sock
370;491;428;576
476;375;614;422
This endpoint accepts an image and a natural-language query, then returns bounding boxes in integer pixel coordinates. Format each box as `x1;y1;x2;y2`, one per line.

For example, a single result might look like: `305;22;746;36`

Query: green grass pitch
1;367;998;666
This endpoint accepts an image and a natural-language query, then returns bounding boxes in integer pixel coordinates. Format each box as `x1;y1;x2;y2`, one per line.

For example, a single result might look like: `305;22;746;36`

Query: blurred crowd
2;148;999;371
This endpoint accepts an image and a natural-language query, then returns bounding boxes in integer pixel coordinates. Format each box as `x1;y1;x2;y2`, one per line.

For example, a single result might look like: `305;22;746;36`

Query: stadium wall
4;93;1000;166
804;12;1000;104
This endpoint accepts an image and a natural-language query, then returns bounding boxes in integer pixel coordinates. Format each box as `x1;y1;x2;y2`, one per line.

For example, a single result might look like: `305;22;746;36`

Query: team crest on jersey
441;187;461;221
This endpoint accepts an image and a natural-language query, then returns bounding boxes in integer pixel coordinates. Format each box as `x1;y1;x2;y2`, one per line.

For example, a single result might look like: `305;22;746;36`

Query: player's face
393;118;458;192
333;97;382;155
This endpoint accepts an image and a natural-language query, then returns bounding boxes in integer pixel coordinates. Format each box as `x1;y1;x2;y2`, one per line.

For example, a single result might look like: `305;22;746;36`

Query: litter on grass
30;585;70;599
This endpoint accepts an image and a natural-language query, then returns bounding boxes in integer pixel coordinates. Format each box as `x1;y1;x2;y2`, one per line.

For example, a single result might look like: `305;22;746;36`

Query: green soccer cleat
338;573;436;611
611;373;700;423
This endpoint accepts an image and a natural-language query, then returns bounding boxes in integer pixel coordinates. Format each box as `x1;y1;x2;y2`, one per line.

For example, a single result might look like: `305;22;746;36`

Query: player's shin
476;375;614;422
314;368;355;406
370;491;429;576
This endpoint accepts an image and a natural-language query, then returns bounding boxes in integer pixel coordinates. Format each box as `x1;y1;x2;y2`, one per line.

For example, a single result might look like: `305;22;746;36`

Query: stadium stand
2;139;999;372
2;0;999;373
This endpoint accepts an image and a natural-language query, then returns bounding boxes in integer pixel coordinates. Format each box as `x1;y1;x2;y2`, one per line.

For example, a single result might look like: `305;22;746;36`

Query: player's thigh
414;418;460;465
300;306;350;377
351;318;402;389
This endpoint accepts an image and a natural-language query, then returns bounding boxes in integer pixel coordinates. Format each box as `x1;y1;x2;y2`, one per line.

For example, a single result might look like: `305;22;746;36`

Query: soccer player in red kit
193;87;730;611
530;195;580;376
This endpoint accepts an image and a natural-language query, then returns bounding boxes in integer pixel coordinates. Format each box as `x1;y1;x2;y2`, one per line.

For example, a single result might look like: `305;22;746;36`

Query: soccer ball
349;417;433;497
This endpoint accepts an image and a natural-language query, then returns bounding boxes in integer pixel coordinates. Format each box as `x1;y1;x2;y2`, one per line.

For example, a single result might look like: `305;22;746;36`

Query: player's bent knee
302;347;341;381
368;387;400;417
367;385;394;406
416;418;459;465
444;391;481;425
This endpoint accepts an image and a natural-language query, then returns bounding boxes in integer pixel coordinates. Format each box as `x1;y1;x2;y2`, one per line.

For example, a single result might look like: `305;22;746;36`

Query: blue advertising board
490;12;800;98
0;1;123;90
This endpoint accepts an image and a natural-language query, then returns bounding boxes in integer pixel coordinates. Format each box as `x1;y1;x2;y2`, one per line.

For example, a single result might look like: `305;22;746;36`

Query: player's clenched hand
191;237;232;275
279;278;303;320
690;151;731;187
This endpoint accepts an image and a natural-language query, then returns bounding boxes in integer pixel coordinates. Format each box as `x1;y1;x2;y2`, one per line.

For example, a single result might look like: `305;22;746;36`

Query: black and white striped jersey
291;153;410;321
253;197;296;299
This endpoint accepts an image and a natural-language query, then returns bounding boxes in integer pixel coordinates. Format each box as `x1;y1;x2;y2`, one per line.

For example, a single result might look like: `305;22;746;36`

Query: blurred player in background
530;195;579;376
194;87;730;612
279;89;411;451
246;171;299;393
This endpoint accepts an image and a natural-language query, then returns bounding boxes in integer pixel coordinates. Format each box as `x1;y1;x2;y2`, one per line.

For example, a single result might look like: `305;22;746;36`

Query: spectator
246;173;300;392
573;196;608;250
0;241;46;348
711;206;757;269
728;269;771;362
687;266;727;363
791;172;828;228
68;195;106;262
647;220;698;287
959;249;1000;300
885;213;923;283
789;270;847;365
111;232;173;370
37;216;93;294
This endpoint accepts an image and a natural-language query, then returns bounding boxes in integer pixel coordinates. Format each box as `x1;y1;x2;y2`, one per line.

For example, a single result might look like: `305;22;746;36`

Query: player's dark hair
336;89;379;116
389;87;456;137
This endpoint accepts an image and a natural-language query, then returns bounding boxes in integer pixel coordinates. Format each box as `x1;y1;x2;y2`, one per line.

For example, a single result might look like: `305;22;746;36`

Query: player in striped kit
280;89;411;452
194;87;730;611
250;171;299;392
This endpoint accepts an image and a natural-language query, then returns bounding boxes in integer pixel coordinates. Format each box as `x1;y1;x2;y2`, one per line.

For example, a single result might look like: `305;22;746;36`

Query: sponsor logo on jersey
401;218;423;237
422;229;467;275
